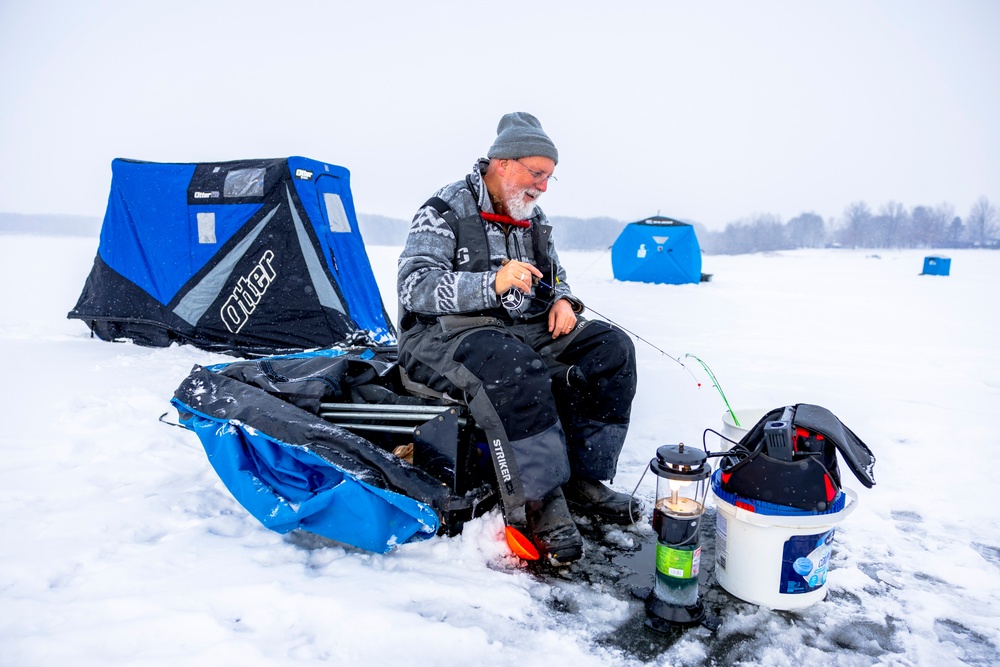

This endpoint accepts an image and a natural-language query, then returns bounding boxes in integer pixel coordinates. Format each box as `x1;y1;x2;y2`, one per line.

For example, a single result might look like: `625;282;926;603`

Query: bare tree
719;213;786;253
787;212;826;248
838;201;873;247
911;206;948;247
878;201;910;248
945;216;965;246
749;213;785;252
967;197;998;244
933;203;956;247
702;197;995;255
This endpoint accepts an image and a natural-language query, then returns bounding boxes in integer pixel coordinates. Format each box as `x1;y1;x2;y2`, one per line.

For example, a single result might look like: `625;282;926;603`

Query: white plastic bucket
720;408;768;449
712;488;858;610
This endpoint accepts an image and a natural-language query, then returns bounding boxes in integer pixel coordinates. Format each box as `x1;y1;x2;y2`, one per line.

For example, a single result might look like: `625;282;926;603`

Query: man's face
501;156;556;220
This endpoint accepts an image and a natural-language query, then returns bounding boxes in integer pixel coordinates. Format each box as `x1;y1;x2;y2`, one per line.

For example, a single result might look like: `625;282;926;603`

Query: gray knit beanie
487;112;558;164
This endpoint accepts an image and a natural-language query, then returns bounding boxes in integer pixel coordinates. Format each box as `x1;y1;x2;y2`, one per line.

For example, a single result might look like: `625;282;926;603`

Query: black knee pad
453;330;559;440
555;323;637;423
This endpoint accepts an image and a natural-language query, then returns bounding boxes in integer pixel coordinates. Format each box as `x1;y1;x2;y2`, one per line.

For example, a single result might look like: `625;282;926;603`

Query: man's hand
495;260;543;295
548;298;577;339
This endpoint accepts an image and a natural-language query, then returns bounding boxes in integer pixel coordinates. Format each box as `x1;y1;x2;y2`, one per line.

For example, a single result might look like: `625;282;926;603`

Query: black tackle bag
719;404;876;512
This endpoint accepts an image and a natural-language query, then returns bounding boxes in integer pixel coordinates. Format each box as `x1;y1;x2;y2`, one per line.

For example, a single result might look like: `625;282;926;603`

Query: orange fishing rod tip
505;526;540;561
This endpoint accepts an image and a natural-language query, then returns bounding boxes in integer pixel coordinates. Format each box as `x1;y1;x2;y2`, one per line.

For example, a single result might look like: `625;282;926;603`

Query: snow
2;233;999;666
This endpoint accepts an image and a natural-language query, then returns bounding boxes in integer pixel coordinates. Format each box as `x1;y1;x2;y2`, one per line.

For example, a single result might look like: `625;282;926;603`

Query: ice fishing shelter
69;157;394;355
611;216;702;285
921;255;951;276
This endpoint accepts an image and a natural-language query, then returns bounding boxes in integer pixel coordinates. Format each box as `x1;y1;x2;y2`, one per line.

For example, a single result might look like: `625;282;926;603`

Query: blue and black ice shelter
69;157;394;355
611;215;702;285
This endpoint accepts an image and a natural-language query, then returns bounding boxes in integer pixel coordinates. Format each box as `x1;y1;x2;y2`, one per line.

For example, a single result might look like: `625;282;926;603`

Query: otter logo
456;247;470;265
501;287;524;311
220;250;277;334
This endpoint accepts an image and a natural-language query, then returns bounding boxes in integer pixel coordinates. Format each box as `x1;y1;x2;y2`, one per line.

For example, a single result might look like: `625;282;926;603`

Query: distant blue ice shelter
611;216;702;284
921;256;951;276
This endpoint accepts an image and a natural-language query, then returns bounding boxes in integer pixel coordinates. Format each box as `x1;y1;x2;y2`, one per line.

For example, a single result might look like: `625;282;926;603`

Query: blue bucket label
779;529;836;594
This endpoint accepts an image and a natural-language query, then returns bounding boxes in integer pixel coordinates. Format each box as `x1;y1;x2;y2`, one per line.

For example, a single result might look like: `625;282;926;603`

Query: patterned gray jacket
397;159;580;323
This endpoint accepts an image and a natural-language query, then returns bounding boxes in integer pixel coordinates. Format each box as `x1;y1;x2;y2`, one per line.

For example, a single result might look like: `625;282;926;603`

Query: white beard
502;181;542;221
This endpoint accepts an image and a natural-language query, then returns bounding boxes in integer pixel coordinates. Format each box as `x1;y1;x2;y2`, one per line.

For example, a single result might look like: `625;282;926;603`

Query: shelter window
224;168;266;198
196;212;216;244
323;193;351;233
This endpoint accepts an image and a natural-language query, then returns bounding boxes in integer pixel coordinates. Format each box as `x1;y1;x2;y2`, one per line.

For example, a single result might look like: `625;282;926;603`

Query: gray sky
1;0;997;229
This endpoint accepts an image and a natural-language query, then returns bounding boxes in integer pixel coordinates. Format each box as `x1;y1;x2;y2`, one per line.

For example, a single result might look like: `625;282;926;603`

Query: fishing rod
684;354;741;428
563;288;740;426
588;307;741;426
510;261;740;423
501;259;741;420
528;273;702;385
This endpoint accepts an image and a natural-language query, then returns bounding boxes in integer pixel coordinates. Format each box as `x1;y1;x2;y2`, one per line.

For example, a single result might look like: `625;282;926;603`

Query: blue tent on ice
69;157;394;355
611;215;702;285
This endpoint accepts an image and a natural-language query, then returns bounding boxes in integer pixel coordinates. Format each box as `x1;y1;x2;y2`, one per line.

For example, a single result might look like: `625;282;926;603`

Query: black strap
423;196;453;217
415;185;557;316
423;181;550;263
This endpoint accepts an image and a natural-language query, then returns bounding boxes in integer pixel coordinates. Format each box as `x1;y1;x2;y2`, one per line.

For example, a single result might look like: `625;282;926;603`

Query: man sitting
397;112;637;564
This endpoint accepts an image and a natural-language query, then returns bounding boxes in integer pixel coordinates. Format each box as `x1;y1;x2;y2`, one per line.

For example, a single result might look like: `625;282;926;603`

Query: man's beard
501;181;542;221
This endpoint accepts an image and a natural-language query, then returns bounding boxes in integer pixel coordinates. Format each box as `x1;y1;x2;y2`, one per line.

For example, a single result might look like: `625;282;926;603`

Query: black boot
527;489;583;566
563;477;637;525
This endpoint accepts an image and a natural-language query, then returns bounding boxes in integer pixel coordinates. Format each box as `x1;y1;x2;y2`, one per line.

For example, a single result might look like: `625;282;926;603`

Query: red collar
481;212;531;228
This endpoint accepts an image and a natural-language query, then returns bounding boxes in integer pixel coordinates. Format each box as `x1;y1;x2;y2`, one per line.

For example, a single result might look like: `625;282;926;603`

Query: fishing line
504;258;719;393
579;245;613;276
531;275;702;386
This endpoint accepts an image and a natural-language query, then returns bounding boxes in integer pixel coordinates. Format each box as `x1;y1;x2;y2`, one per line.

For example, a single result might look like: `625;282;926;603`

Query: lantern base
644;593;705;629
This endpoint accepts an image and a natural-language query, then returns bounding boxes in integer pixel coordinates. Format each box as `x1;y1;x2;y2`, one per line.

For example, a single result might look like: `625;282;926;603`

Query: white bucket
712;488;858;610
720;408;768;450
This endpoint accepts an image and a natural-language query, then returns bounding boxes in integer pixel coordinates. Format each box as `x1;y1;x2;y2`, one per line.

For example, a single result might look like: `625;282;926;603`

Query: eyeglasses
513;159;557;184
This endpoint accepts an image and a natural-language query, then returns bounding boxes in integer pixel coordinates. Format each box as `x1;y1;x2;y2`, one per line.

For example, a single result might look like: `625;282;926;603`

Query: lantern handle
627;465;649;525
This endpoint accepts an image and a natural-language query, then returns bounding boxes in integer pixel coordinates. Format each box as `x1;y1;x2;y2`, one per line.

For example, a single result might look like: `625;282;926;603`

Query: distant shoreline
0;212;102;237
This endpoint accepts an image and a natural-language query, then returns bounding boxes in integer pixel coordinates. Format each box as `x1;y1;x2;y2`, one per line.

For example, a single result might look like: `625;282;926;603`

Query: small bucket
720;408;768;450
712;485;858;610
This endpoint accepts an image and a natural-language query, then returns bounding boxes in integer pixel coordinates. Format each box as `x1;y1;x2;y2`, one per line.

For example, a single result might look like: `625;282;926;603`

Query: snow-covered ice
1;232;998;666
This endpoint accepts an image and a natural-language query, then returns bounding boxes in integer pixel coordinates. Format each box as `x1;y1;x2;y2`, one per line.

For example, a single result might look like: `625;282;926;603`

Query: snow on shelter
611;215;702;285
69;157;395;355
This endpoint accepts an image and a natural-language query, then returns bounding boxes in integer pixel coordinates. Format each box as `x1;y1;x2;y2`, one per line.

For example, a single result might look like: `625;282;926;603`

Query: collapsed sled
69;157;394;356
171;347;499;553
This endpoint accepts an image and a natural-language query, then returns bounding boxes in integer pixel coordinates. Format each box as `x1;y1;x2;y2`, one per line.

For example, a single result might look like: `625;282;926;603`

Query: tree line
700;196;999;255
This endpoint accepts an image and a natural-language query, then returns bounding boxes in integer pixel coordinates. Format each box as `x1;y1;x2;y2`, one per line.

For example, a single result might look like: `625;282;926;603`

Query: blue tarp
177;403;439;553
171;349;445;553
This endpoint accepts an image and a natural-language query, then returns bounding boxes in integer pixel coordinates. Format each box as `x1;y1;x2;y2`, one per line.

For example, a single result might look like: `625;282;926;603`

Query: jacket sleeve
397;205;500;315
